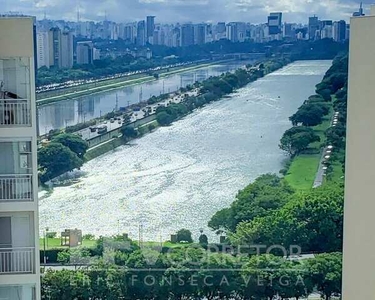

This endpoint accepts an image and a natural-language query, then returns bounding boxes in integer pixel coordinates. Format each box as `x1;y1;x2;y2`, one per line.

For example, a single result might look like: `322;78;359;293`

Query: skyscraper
48;27;73;68
268;12;282;35
61;30;74;68
36;31;50;68
76;41;94;65
180;24;194;47
146;16;155;44
137;21;146;46
226;22;238;42
194;24;206;45
333;20;347;42
0;16;41;300
308;16;320;40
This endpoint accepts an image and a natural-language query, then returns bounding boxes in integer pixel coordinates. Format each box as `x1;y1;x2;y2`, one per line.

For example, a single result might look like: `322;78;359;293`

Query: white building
342;6;375;299
36;32;49;69
0;17;41;299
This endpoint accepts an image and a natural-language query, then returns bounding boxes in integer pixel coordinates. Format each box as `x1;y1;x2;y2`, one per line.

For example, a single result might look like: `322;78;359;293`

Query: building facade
36;31;49;69
76;41;94;65
0;17;41;300
48;27;73;69
342;8;375;299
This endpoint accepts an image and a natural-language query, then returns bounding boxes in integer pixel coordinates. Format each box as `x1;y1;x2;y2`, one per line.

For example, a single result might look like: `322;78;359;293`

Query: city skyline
0;0;370;24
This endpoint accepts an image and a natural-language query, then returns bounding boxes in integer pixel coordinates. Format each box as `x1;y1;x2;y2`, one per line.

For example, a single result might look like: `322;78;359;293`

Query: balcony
0;99;31;126
0;174;33;202
0;247;35;274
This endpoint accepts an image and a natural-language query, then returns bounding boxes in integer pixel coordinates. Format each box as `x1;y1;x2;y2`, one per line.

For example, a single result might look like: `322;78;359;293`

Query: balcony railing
0;174;33;202
0;247;35;274
0;99;31;126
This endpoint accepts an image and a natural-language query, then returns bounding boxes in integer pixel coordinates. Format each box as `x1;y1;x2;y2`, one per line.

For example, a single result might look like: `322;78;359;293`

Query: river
39;60;332;242
37;60;257;135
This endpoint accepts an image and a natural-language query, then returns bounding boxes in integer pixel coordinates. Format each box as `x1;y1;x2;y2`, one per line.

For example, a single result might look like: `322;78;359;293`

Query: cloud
0;0;370;23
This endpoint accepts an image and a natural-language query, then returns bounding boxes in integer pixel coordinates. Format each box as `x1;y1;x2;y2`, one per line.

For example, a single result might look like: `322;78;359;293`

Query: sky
0;0;371;24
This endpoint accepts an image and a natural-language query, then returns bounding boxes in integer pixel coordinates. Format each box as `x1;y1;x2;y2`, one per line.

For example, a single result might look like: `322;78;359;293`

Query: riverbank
36;60;234;106
281;55;348;190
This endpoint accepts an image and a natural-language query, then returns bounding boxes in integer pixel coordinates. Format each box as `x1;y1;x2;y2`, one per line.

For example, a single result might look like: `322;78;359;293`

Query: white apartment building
36;31;49;69
342;6;375;299
0;17;41;300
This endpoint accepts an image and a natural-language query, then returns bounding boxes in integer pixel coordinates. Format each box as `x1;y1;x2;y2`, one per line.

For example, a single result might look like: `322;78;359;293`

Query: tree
326;125;346;149
317;88;332;101
289;104;327;126
38;142;83;182
307;253;342;299
208;174;294;232
280;126;320;156
176;229;193;243
156;111;174;126
121;126;138;139
52;133;89;158
208;208;233;232
276;261;314;300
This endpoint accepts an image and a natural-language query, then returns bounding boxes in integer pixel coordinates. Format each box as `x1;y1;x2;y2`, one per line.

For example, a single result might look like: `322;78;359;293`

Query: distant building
333;20;347;42
180;24;194;47
283;23;293;38
320;20;333;39
308;16;320;40
194;24;206;45
214;22;226;40
93;47;101;60
237;22;247;42
76;41;94;65
226;22;238;42
61;30;74;68
146;16;155;43
122;23;136;43
36;31;49;68
136;21;146;46
48;27;73;68
268;12;282;35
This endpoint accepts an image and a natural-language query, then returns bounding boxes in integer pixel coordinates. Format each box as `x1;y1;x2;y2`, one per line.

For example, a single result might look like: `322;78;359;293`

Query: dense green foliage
231;184;344;253
37;56;183;86
209;174;294;232
38;142;83;183
279;126;321;156
52;134;89;158
41;245;342;300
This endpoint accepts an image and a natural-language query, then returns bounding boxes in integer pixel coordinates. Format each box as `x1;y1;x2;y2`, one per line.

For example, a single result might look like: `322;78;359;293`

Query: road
76;89;198;143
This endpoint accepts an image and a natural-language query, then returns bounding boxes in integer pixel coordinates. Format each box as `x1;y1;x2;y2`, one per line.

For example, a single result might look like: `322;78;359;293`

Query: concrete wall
0;18;35;58
342;14;375;299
